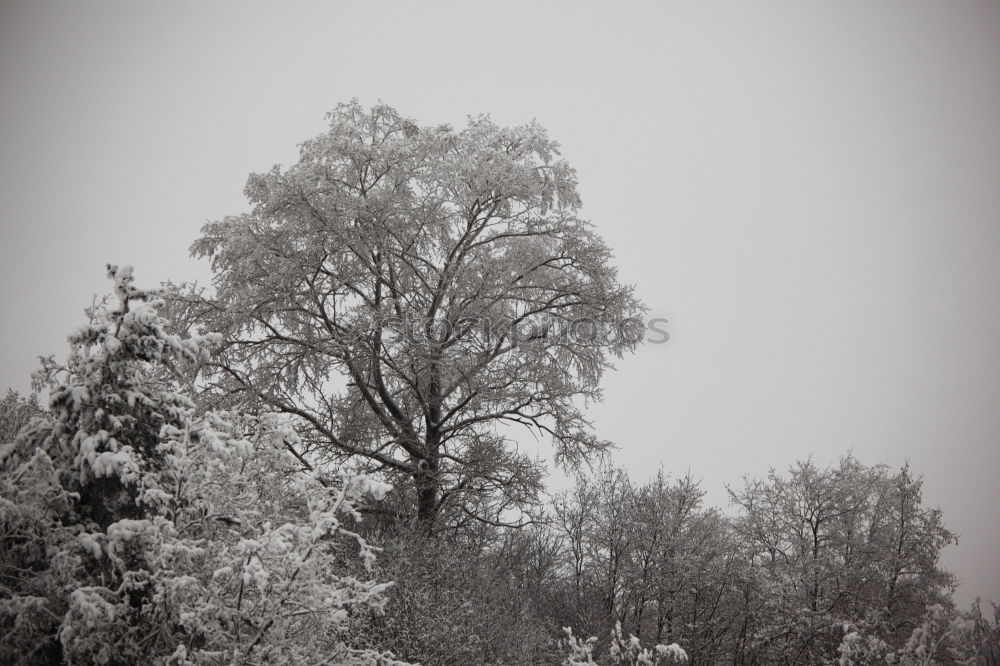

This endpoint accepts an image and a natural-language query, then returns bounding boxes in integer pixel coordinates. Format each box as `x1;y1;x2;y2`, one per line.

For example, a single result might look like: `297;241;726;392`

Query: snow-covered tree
0;266;405;665
176;101;645;528
550;467;735;662
728;456;956;664
0;388;41;445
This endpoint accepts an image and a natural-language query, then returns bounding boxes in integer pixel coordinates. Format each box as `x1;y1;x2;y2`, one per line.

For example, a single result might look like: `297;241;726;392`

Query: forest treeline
3;371;997;664
2;102;998;664
341;450;1000;665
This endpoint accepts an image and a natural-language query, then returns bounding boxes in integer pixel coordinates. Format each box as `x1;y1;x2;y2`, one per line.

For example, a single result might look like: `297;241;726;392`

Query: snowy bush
0;388;41;444
836;621;892;666
560;622;688;665
0;266;408;665
349;526;553;664
887;603;988;666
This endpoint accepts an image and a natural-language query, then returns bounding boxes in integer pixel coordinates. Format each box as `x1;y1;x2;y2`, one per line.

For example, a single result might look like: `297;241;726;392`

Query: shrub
0;266;406;665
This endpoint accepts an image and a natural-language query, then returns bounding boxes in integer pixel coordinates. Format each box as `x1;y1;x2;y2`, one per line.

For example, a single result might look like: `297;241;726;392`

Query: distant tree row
534;458;992;664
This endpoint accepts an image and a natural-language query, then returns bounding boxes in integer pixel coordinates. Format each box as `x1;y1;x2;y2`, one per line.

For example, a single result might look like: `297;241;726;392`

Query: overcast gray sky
2;1;998;607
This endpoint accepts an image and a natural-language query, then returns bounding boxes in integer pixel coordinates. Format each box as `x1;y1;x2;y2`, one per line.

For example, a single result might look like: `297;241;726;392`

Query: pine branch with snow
0;266;410;665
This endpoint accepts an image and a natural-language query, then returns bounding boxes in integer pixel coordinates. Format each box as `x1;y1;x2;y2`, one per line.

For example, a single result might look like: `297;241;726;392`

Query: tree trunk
414;459;439;528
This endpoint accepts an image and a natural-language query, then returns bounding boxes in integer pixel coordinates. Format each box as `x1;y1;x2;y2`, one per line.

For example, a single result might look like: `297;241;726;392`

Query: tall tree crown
184;101;644;526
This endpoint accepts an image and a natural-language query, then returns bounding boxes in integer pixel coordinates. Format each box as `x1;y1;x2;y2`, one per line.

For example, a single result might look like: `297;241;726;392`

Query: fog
2;0;998;607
